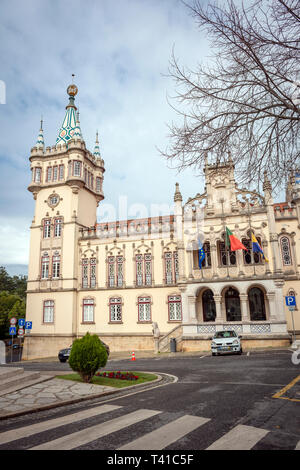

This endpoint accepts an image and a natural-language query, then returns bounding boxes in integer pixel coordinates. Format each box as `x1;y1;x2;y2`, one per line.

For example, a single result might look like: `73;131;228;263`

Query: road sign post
286;296;297;344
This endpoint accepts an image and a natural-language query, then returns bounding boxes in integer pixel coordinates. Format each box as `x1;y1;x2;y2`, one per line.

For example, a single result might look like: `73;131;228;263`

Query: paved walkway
0;375;118;419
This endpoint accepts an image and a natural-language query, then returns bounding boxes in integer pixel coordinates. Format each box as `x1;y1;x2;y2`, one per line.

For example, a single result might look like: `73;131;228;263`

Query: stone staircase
158;325;183;353
0;366;51;397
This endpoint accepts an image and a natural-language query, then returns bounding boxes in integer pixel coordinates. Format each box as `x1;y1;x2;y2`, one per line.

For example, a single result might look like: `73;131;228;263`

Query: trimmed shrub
68;333;108;383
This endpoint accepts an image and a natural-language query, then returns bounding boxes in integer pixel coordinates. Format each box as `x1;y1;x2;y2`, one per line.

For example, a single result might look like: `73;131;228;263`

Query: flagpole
247;199;256;277
196;210;204;281
220;198;230;279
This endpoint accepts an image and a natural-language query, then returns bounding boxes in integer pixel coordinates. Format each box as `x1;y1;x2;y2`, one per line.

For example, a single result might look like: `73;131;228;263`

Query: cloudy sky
0;0;283;276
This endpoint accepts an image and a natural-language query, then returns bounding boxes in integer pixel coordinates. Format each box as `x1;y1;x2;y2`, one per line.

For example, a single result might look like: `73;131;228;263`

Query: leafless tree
162;0;300;192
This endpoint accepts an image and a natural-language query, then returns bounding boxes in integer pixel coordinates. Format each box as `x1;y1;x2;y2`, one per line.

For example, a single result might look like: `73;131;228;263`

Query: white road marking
206;424;269;450
30;409;161;450
118;414;210;450
0;404;121;445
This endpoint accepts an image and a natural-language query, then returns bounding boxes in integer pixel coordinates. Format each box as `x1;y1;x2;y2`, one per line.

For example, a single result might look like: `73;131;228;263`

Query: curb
0;372;174;421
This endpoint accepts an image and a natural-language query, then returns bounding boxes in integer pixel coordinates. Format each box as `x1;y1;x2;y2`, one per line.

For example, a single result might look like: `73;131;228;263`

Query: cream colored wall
26;291;76;335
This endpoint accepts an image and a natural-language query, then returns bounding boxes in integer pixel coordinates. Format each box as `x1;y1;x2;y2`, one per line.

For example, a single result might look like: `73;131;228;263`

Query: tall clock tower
24;83;105;359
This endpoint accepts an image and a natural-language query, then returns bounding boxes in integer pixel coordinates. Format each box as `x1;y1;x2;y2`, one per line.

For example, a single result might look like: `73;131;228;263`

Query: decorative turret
34;118;45;151
174;182;182;202
56;82;80;146
93;131;101;158
263;171;273;205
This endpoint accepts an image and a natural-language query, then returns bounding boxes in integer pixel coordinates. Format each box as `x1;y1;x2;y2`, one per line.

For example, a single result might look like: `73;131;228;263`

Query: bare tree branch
161;0;300;192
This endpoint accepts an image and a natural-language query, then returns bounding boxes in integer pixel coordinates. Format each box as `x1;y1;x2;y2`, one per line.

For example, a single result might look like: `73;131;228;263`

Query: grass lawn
56;371;158;388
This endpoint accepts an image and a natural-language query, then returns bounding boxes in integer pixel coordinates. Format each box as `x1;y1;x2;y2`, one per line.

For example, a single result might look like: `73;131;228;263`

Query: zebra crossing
0;404;299;450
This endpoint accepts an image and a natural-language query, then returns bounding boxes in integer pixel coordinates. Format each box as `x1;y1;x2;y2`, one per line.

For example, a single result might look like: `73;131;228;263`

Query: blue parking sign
285;296;296;307
18;318;25;327
9;326;16;336
25;321;32;329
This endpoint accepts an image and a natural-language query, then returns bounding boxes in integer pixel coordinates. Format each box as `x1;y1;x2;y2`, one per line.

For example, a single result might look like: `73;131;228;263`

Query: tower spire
93;130;101;158
34;116;45;150
73;109;83;140
56;81;79;145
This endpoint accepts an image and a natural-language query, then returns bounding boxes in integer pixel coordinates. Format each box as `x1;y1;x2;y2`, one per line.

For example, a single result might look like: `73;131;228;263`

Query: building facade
24;84;300;359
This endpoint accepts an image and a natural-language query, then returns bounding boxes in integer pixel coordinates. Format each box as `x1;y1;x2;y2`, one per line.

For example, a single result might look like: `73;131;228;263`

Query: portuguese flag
225;227;247;251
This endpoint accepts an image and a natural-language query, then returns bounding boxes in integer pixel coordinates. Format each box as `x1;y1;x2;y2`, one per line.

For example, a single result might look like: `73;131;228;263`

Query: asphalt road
0;350;299;452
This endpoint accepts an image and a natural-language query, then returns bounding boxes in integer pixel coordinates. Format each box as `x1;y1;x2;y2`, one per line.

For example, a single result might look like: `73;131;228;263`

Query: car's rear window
214;331;237;338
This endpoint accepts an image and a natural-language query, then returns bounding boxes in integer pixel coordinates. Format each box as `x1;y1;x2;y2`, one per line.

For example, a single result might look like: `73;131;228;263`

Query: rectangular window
116;256;123;287
82;259;89;288
174;252;179;282
91;174;94;190
96;177;101;193
83;299;94;323
41;253;50;279
43;300;54;323
136;255;143;286
43;219;51;239
108;256;115;287
138;297;151;322
168;295;182;321
73;161;82;177
164;252;173;284
109;297;122;322
54;218;62;237
52;253;60;279
84;168;87;184
144;254;152;286
90;258;97;288
52;166;58;181
59;164;64;180
34;167;41;183
46;167;52;182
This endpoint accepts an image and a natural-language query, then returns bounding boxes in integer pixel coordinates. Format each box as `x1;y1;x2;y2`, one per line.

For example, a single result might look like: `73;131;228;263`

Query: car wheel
212;352;216;356
59;359;67;363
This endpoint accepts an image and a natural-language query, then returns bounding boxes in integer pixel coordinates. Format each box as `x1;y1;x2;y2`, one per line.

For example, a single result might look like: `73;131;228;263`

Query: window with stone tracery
90;258;97;288
242;236;262;265
107;256;124;287
81;258;97;288
82;259;89;288
136;254;152;286
218;241;236;266
164;251;179;284
280;236;292;266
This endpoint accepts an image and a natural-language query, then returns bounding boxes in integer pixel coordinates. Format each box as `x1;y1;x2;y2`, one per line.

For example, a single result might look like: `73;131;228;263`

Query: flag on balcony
251;233;269;262
197;236;205;268
225;227;247;251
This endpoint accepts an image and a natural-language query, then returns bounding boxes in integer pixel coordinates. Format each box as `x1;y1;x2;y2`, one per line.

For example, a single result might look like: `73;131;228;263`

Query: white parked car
211;330;243;356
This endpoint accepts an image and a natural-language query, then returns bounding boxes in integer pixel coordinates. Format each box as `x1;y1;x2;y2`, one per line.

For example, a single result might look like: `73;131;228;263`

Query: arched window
225;288;241;321
242;234;262;264
280;236;292;266
248;287;266;321
202;289;216;322
218;240;236;266
193;242;211;268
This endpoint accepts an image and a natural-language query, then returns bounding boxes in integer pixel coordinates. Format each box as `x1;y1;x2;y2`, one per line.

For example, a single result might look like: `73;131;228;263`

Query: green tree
0;292;25;339
69;333;108;383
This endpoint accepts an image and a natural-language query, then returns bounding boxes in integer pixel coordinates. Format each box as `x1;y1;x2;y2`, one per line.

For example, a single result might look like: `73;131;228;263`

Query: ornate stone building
24;83;300;359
